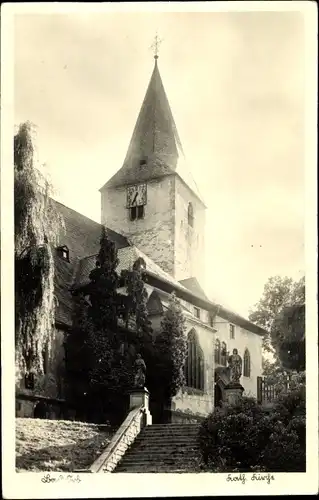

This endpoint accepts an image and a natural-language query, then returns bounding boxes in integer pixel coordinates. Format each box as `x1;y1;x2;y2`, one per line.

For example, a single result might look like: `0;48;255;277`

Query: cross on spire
150;33;163;61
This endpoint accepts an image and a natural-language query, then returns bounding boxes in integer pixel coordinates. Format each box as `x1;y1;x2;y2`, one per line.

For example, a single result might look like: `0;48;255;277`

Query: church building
16;54;265;422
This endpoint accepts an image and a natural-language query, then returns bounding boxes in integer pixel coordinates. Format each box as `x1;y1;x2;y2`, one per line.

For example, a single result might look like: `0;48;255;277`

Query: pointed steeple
101;57;204;205
123;58;184;167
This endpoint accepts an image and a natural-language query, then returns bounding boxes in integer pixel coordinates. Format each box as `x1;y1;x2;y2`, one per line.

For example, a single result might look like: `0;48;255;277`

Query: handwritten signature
41;473;81;484
226;473;275;485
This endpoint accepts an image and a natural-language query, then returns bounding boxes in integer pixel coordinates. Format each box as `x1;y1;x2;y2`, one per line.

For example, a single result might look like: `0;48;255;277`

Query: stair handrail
88;405;147;473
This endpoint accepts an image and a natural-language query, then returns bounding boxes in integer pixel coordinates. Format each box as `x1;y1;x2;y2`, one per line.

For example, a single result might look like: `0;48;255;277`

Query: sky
14;8;306;318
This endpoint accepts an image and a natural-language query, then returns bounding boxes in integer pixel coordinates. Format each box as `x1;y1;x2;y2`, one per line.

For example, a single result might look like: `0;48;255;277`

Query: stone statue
228;348;242;384
133;354;146;388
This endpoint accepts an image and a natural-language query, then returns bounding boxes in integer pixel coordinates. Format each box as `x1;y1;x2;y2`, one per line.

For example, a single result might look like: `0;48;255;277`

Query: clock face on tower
126;184;147;208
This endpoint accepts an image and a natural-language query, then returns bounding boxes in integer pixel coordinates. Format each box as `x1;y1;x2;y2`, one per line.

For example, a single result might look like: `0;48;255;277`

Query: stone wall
101;176;176;276
101;173;206;283
169;409;206;424
16;396;34;418
16;394;65;419
174;176;206;283
15;327;66;418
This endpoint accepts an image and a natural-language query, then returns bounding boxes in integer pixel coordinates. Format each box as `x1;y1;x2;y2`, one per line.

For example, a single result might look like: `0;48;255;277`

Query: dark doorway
34;400;48;419
149;398;165;424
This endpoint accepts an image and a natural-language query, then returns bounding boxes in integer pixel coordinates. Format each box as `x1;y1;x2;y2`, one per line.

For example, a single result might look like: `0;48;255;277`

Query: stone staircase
114;423;201;473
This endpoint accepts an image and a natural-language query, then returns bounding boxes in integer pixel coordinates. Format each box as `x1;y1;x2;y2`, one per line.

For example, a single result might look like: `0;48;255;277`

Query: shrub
199;389;305;472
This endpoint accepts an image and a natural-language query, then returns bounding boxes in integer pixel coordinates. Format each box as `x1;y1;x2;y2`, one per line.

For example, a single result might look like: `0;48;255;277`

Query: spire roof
101;59;204;205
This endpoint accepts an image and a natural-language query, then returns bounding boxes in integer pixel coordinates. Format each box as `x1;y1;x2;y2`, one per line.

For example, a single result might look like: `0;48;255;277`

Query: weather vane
150;33;163;60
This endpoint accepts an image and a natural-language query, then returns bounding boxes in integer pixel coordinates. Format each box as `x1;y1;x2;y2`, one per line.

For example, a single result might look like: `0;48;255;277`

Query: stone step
116;463;197;472
136;434;198;442
122;450;200;459
142;428;200;432
129;444;200;452
130;445;198;452
119;459;197;467
113;423;202;473
141;430;200;436
143;426;200;431
119;451;199;460
117;457;198;469
132;442;198;448
141;432;199;436
136;435;199;440
115;465;196;473
145;423;201;429
143;424;200;428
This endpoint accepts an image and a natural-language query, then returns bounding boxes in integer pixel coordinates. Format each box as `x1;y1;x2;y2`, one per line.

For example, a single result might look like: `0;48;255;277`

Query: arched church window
187;202;194;228
185;329;204;391
214;338;221;364
243;349;251;377
221;342;227;366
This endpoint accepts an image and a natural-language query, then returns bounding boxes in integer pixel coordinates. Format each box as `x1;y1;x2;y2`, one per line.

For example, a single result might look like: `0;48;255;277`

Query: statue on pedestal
228;348;242;384
133;353;146;388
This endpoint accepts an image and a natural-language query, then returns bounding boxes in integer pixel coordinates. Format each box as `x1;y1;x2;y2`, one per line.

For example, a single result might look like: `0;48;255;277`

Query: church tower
100;51;206;284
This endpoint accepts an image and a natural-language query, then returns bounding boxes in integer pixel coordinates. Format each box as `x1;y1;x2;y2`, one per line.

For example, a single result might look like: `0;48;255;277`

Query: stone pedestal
224;382;244;405
129;387;152;425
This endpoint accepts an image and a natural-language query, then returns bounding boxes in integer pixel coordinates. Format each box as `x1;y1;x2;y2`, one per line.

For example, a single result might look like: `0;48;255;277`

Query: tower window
130;206;144;221
194;306;200;319
243;349;251;377
187;202;194;227
57;245;69;262
229;324;235;339
185;329;204;391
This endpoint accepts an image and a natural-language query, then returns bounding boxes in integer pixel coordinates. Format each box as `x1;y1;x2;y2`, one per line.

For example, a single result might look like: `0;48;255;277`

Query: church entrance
149;398;166;424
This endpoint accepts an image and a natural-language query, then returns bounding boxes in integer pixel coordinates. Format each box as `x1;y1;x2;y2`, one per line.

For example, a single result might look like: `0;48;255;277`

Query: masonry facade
16;56;264;422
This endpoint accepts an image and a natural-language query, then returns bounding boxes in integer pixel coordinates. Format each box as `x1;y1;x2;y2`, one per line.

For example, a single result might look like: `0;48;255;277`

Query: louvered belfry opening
185;329;204;391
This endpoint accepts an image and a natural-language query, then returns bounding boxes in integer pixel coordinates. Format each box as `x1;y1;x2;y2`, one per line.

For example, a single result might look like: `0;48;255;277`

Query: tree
155;293;187;403
272;303;305;372
121;257;153;353
88;226;119;332
85;227;132;423
14;121;64;379
249;275;305;371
